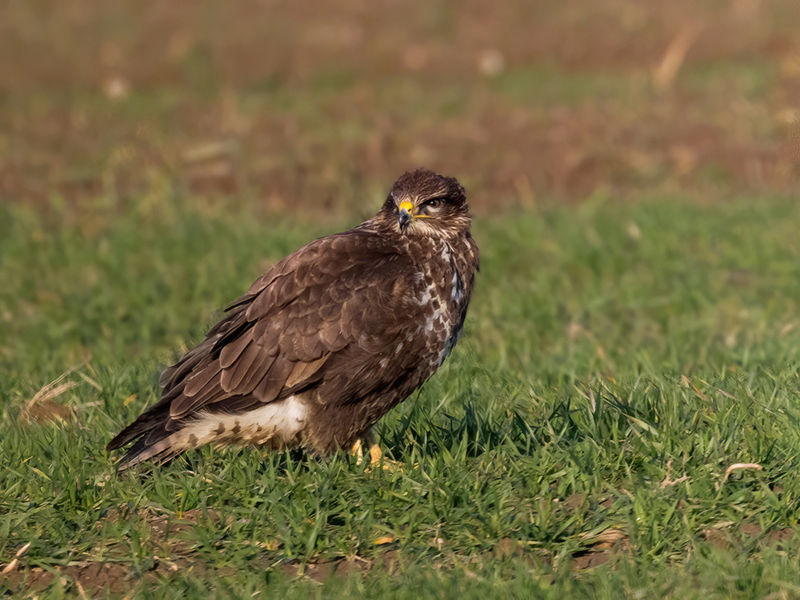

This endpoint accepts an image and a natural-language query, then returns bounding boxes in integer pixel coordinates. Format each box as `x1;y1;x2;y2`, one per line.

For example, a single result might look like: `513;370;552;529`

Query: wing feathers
114;230;426;462
219;329;254;369
159;344;208;389
221;340;268;392
253;358;294;404
184;362;222;397
285;354;330;389
236;351;277;395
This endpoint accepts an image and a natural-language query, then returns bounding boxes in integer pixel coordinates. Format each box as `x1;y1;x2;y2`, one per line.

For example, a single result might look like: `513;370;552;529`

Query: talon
368;443;402;471
369;443;383;466
352;433;402;471
350;439;364;459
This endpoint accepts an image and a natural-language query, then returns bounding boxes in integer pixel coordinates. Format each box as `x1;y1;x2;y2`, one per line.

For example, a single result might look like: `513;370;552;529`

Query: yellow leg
350;438;366;461
368;443;383;466
350;432;401;471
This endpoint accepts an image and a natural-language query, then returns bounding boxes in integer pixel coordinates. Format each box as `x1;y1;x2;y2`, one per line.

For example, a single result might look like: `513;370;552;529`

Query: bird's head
377;169;471;239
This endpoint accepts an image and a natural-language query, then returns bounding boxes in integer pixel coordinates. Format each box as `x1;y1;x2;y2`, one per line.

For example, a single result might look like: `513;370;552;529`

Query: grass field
3;195;800;598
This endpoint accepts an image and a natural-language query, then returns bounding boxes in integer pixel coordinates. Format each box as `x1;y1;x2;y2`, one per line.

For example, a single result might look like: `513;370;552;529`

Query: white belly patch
184;395;308;448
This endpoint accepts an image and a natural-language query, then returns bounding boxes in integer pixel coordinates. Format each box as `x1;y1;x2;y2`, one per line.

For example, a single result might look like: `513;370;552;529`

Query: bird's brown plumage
107;169;479;468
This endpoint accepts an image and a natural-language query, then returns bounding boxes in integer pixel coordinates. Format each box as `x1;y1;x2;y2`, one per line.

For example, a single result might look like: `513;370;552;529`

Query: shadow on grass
378;399;560;461
378;381;668;463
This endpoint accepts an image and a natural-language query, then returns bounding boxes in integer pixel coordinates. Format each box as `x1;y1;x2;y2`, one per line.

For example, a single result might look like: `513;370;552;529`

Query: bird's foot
367;442;403;471
350;439;402;471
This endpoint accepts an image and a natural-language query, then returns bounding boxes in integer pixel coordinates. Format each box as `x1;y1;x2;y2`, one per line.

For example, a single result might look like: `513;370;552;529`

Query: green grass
3;195;800;598
491;63;647;107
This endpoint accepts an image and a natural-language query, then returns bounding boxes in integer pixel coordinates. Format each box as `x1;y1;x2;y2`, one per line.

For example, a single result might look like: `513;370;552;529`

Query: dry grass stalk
22;365;84;424
1;542;32;574
716;463;763;490
660;458;691;488
654;22;703;91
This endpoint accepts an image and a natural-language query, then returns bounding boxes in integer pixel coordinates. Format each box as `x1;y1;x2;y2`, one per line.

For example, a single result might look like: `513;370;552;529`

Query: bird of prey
107;169;479;469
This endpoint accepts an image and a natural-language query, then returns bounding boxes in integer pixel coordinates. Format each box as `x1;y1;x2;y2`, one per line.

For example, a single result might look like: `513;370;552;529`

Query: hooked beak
398;200;413;228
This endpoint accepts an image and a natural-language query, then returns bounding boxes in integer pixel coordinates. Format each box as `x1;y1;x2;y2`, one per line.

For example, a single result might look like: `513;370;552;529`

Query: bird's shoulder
156;226;433;418
235;227;425;323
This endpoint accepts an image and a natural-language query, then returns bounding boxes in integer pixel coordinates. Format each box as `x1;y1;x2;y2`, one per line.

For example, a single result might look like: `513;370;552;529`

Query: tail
106;402;190;470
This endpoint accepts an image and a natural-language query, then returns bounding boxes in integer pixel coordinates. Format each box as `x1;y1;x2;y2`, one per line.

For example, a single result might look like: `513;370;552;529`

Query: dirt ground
1;1;797;214
4;503;793;595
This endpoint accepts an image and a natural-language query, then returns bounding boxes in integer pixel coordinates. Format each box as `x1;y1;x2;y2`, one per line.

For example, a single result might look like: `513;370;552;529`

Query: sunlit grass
2;195;800;598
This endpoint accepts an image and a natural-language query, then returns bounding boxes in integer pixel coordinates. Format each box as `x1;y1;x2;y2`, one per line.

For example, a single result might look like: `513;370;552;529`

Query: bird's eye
421;197;445;210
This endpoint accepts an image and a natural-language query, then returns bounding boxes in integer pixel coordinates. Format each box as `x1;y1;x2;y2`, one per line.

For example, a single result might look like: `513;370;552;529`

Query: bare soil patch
1;1;797;216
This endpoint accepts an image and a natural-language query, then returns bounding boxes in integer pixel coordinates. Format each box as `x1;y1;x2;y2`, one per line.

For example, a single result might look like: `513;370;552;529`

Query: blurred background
1;0;798;219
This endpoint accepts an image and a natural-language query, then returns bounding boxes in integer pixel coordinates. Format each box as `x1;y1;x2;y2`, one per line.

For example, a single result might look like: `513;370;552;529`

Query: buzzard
107;169;479;469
